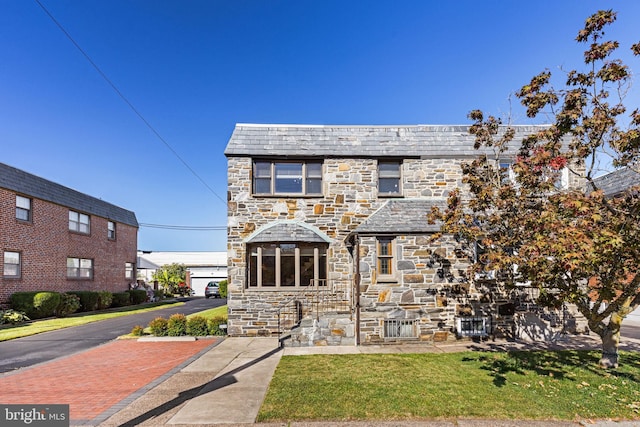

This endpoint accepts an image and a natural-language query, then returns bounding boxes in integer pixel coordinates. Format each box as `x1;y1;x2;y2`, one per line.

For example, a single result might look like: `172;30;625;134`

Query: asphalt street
0;297;225;374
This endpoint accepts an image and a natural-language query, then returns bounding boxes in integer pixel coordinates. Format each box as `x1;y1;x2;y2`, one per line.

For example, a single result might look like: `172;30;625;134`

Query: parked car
205;282;221;298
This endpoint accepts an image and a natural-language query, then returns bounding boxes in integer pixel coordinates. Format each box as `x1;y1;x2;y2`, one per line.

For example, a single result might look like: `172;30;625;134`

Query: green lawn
0;301;185;341
259;350;640;422
186;305;227;319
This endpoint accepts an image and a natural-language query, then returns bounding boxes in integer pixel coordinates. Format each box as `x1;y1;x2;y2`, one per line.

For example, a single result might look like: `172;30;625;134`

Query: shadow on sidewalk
112;345;282;427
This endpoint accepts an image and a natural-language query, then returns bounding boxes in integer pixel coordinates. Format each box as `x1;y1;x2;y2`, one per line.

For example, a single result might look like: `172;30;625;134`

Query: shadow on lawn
462;347;640;388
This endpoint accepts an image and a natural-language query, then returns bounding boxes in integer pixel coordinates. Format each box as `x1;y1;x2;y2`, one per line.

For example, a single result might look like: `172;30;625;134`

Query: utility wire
34;0;227;206
139;223;226;230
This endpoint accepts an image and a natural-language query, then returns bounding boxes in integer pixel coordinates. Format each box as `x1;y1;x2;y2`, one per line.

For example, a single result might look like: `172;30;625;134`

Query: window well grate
383;319;417;338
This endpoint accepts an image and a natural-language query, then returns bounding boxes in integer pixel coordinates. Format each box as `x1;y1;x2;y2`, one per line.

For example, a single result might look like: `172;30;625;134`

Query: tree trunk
598;312;623;369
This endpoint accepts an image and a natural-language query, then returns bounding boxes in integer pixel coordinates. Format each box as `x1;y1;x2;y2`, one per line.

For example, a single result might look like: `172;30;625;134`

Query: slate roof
0;162;138;227
592;167;640;197
353;199;445;234
245;221;332;243
224;123;552;158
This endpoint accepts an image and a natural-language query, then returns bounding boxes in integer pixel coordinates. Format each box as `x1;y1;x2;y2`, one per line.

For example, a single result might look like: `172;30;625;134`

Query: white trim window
248;242;327;288
378;161;401;196
67;257;93;279
16;195;32;221
108;221;116;240
3;251;21;278
253;160;322;196
125;262;134;279
69;211;90;234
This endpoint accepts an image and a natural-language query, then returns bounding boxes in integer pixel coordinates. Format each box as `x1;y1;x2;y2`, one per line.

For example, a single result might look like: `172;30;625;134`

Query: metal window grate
383;319;417;338
456;317;489;337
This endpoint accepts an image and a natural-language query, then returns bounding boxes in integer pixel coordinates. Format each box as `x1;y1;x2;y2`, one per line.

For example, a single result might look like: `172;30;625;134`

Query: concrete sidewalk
96;335;640;427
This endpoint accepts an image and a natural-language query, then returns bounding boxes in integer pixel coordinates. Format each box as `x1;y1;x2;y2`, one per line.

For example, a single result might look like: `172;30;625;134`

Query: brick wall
0;188;138;306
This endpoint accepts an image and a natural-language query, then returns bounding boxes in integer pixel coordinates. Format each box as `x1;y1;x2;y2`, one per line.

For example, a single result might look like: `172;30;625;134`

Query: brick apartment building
0;162;139;306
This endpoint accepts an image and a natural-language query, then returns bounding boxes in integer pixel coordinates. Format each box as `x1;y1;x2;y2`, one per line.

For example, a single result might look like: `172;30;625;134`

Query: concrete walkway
95;334;640;427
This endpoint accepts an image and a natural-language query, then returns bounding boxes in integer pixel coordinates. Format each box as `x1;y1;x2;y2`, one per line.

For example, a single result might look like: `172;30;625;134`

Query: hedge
129;289;148;305
67;291;100;312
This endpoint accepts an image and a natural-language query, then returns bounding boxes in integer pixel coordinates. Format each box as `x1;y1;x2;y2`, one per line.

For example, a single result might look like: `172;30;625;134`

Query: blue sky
1;1;639;251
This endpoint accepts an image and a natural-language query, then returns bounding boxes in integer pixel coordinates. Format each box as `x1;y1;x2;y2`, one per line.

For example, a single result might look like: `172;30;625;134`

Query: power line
139;223;226;231
34;0;227;206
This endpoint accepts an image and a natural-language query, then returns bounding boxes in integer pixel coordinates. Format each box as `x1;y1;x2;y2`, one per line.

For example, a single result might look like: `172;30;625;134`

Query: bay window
248;242;327;288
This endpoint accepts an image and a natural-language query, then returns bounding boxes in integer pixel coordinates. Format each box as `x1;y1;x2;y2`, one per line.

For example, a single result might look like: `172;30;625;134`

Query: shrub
10;291;61;319
68;291;99;312
55;293;80;317
129;289;148;305
148;317;168;336
154;289;164;301
33;292;62;318
207;316;228;336
131;325;144;336
218;280;228;298
111;292;131;307
96;291;113;310
167;313;187;336
10;291;40;318
186;315;209;336
0;309;30;325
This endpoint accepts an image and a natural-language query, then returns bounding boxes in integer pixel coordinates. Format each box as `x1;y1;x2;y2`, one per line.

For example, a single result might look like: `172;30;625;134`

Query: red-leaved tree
433;10;640;368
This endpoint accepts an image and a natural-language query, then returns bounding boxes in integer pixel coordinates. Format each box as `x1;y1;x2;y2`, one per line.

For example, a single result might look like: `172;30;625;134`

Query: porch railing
276;279;351;344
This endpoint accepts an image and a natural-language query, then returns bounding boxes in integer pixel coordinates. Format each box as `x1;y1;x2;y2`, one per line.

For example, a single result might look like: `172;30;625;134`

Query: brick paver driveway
0;338;219;424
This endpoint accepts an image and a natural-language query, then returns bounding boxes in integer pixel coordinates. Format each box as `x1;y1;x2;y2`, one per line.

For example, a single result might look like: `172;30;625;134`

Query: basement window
383;319;418;339
456;317;490;337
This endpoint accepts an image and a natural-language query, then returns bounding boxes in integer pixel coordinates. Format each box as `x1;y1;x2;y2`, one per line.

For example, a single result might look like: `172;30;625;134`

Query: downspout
353;234;361;346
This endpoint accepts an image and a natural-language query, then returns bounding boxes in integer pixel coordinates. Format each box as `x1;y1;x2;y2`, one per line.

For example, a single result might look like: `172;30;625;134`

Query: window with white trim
378;161;401;196
3;251;21;278
69;211;90;234
16;195;32;222
248;242;327;288
253;160;322;196
108;221;116;240
125;262;134;279
67;257;93;279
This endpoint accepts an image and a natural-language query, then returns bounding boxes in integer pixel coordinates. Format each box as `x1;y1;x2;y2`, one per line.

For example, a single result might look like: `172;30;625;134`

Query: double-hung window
125;262;134;280
67;257;93;279
16;195;32;221
69;211;90;234
253;160;322;196
3;251;21;278
108;221;116;240
378;161;401;196
377;237;395;281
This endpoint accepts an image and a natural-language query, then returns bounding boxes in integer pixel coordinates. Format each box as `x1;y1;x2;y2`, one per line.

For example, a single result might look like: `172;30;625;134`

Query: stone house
0;162;138;306
224;124;585;346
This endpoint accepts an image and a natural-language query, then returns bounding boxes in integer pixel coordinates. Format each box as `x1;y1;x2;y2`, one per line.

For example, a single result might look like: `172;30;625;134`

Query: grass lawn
0;301;185;342
186;305;227;319
259;350;640;422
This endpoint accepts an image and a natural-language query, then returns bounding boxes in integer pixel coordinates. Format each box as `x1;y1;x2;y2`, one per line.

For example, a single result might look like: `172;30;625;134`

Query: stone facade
225;124;586;346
